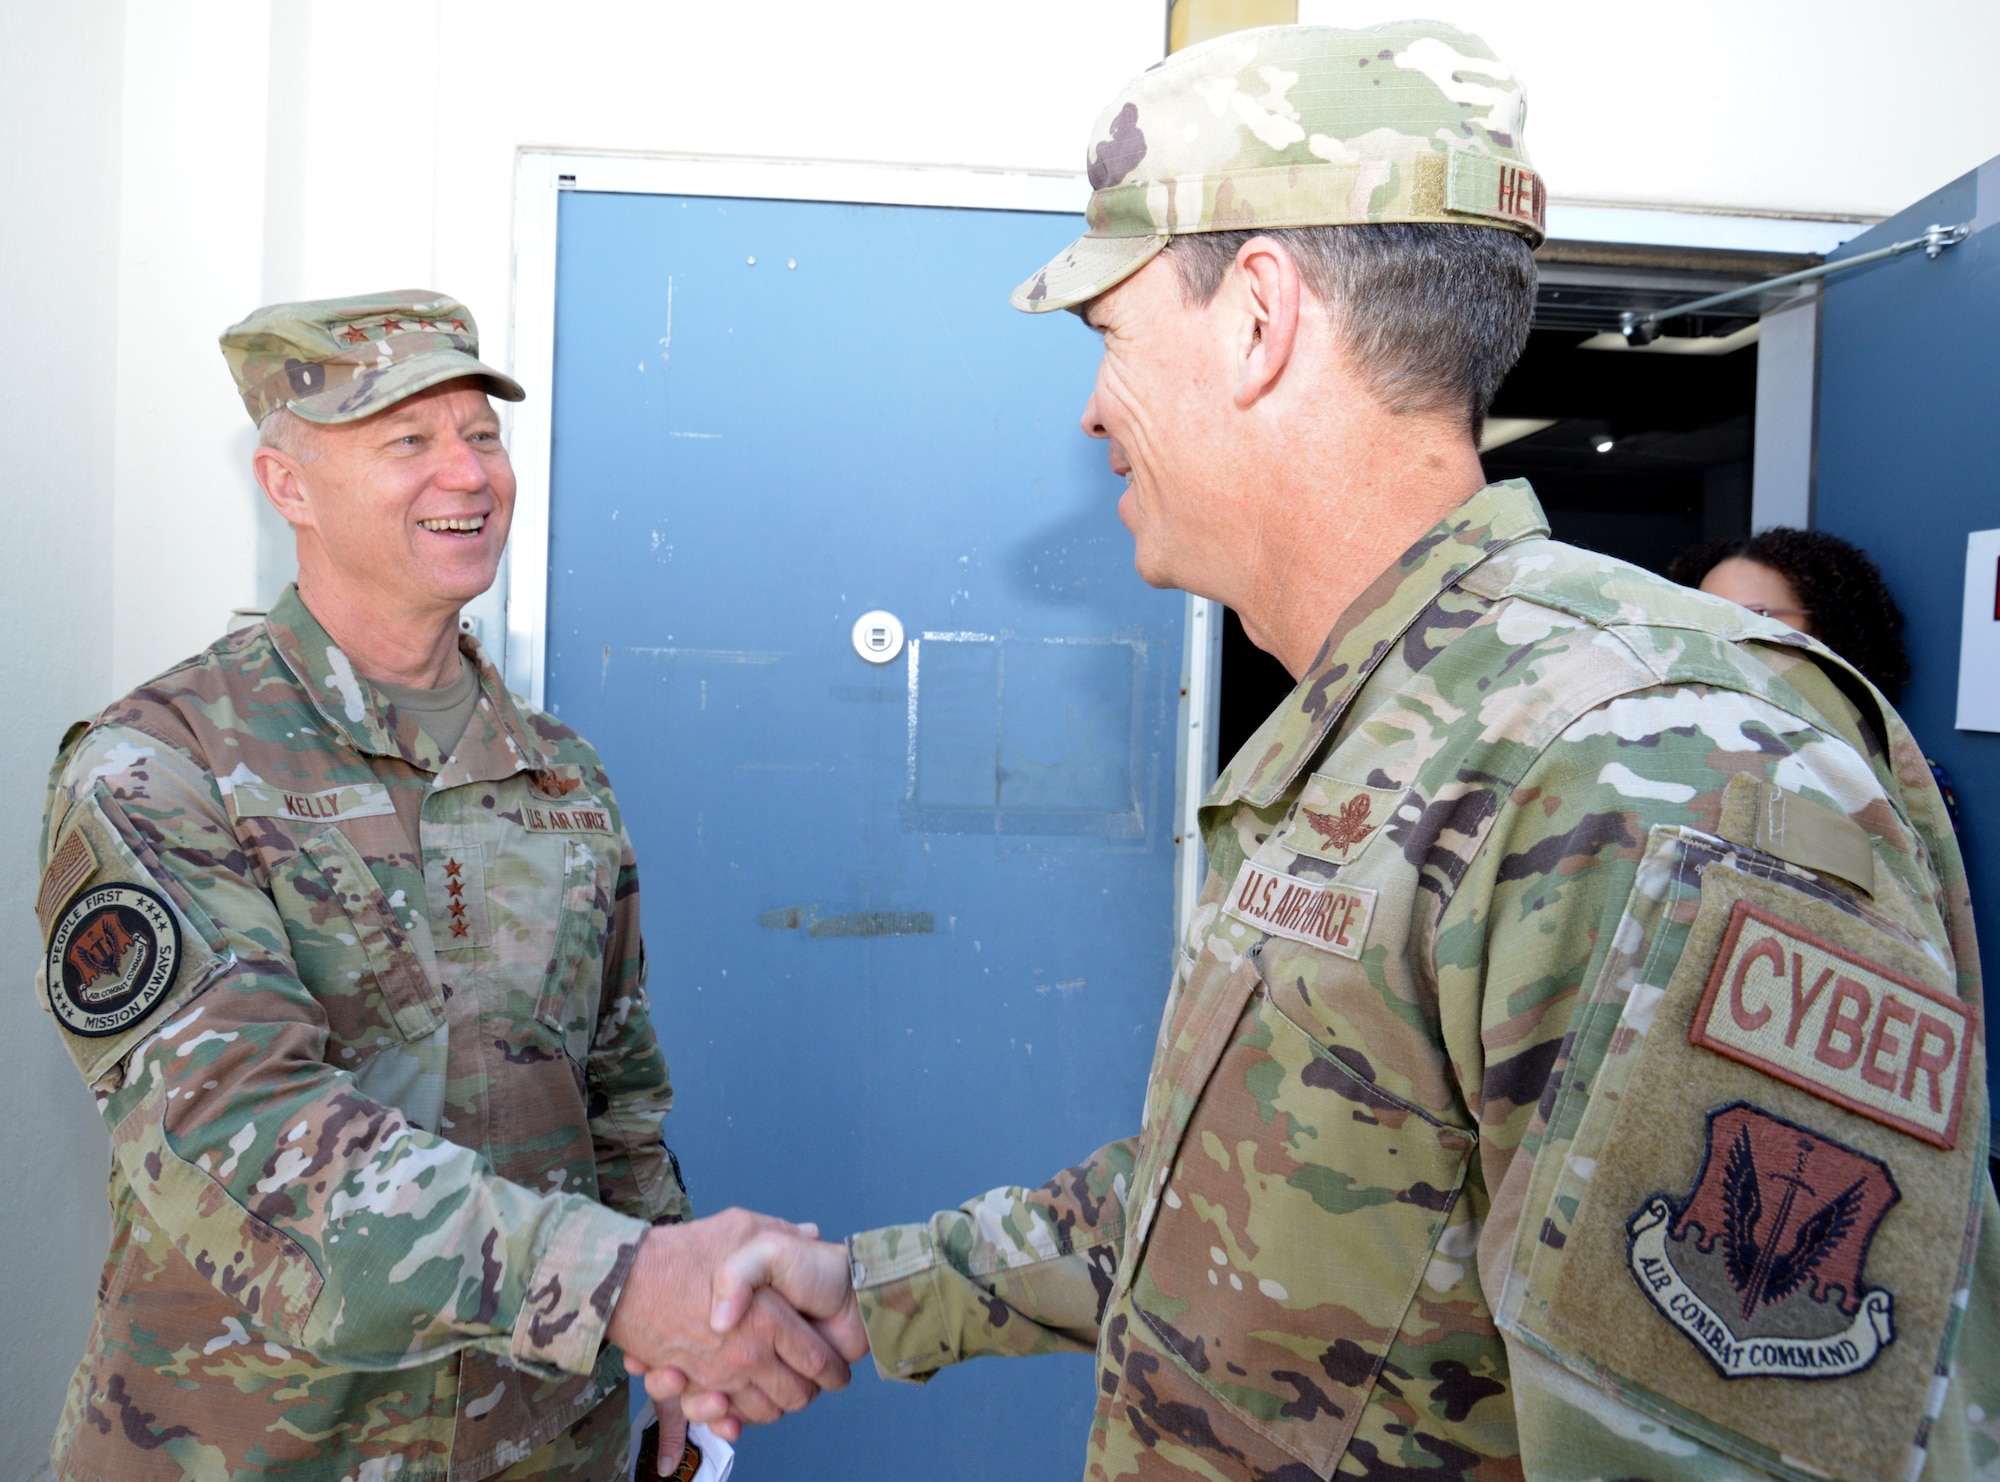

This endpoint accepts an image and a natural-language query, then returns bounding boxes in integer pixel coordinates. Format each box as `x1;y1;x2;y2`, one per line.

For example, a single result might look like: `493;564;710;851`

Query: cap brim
288;350;527;426
1011;233;1168;314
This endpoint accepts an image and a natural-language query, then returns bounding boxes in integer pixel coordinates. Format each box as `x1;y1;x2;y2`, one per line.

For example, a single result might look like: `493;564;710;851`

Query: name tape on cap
1690;900;1974;1148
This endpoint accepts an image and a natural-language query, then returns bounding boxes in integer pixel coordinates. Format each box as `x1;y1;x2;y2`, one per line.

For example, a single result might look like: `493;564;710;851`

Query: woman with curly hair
1667;526;1911;700
1667;527;1959;827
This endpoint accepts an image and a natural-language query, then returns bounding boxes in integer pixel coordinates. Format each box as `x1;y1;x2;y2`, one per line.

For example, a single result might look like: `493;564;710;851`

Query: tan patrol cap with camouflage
1015;20;1545;313
219;290;526;426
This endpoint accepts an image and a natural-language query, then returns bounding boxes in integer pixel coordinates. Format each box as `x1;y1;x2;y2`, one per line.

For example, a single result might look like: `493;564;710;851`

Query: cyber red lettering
1901;1013;1959;1112
1815;978;1872;1070
1860;994;1916;1092
1728;936;1782;1032
1786;955;1835;1047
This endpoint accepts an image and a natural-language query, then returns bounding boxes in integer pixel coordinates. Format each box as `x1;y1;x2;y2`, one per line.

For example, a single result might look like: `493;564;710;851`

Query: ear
252;444;315;532
1231;236;1303;409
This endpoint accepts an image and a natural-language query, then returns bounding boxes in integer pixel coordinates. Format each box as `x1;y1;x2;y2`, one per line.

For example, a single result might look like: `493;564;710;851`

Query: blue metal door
543;189;1185;1476
1813;163;2000;1145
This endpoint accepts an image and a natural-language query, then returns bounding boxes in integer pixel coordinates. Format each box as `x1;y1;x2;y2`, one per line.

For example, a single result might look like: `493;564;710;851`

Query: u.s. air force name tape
1225;860;1376;959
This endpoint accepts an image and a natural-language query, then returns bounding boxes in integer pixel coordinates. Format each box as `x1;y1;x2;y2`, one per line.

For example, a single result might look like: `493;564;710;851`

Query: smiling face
1079;255;1253;598
260;377;515;627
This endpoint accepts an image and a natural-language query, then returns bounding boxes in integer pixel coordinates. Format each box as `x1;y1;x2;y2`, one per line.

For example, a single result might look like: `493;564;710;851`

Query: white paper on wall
1956;527;2000;733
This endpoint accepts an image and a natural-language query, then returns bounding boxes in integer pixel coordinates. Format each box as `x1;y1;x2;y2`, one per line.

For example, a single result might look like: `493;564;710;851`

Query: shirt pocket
272;825;444;1063
533;832;615;1065
1125;941;1476;1478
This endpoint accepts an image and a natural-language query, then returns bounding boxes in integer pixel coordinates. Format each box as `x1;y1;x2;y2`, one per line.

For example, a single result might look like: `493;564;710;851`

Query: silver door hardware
851;610;905;664
1619;221;1971;346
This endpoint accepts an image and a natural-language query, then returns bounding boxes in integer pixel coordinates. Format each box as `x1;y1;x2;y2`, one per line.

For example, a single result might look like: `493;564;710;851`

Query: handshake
605;1208;867;1460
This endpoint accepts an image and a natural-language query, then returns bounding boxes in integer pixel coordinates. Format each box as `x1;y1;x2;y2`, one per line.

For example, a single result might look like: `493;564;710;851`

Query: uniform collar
265;584;549;782
1208;479;1550;810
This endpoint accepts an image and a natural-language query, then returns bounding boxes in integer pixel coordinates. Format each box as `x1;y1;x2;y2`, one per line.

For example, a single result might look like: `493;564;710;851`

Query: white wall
6;0;2000;1466
92;0;2000;691
107;0;1173;693
1298;0;2000;222
0;4;129;1475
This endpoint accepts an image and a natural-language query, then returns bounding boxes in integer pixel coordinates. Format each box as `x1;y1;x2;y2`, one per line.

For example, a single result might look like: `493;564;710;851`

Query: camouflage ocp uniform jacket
852;481;2000;1482
34;585;690;1482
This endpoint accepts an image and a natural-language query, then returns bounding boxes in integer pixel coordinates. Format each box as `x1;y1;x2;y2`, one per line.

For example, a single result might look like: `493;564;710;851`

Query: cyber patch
1627;1102;1898;1380
1689;900;1972;1148
46;883;182;1038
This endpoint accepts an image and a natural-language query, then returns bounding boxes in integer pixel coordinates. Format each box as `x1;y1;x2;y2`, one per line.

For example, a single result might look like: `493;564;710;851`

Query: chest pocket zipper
535;834;610;1063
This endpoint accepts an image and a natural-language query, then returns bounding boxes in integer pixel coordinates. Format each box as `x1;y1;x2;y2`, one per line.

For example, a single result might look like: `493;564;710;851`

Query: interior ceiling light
1595;439;1615;454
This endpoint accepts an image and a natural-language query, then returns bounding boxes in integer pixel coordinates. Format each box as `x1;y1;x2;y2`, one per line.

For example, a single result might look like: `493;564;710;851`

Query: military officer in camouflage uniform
674;22;2000;1482
33;291;863;1481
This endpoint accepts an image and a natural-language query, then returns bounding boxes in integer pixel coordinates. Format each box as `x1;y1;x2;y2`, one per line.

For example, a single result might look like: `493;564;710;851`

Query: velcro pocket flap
107;1096;323;1341
296;827;442;1041
1522;845;1982;1482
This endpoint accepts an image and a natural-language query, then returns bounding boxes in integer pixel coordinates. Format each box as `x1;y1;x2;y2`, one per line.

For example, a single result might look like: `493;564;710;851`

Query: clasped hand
606;1207;864;1451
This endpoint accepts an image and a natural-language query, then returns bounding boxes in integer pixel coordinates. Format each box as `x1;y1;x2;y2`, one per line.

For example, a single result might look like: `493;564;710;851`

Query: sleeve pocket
108;1096;324;1343
38;791;232;1088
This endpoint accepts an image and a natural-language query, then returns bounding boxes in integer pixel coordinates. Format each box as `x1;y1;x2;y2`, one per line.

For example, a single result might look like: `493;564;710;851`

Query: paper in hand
662;1423;735;1482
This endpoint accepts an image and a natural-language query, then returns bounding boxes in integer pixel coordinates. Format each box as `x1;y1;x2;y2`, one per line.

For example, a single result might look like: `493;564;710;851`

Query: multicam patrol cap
1013;21;1545;313
219;290;526;426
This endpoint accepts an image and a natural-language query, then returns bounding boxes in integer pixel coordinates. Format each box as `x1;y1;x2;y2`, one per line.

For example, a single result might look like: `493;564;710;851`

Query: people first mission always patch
46;883;181;1038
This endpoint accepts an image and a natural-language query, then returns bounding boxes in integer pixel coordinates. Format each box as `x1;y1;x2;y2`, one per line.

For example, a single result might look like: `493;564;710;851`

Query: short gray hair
257;407;322;463
1160;223;1536;433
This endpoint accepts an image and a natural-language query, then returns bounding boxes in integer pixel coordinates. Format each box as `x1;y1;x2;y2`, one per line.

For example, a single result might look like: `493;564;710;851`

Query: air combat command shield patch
46;883;182;1038
1628;1102;1899;1380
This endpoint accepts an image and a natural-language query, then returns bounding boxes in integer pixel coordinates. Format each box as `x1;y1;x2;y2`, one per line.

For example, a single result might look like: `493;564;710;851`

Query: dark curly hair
1668;528;1910;701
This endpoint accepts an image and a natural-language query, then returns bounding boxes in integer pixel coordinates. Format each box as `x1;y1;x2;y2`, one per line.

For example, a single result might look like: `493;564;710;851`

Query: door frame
496;149;1228;933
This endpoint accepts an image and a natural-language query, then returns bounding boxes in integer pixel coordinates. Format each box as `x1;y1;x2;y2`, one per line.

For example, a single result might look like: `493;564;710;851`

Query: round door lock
851;610;905;665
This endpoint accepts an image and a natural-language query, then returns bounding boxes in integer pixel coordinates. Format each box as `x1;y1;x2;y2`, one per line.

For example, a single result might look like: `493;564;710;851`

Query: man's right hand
640;1224;868;1439
605;1209;863;1430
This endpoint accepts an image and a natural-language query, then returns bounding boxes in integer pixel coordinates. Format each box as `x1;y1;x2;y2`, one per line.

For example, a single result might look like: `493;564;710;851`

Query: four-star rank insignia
1628;1102;1898;1379
46;883;181;1039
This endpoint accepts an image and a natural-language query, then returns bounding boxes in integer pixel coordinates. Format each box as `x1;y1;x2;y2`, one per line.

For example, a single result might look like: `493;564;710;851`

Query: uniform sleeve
849;1136;1135;1381
585;827;692;1225
42;725;649;1379
1435;684;1991;1479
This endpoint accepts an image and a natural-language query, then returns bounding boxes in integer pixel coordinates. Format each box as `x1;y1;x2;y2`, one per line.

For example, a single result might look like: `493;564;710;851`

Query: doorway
1216;240;1797;766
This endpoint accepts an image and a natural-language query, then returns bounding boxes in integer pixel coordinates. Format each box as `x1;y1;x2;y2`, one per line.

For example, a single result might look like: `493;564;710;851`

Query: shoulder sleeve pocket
38;787;232;1087
1498;823;1985;1482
